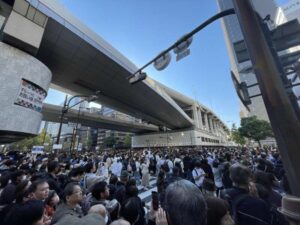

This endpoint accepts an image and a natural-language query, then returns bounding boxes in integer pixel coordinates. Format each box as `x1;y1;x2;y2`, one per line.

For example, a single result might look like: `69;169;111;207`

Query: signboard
68;122;77;127
32;146;44;154
53;144;62;150
14;79;47;112
154;52;171;71
176;48;190;61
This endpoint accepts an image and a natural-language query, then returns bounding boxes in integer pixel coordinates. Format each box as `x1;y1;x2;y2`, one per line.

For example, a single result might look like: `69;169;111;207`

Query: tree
238;116;273;146
230;123;246;146
9;129;51;151
124;134;132;148
84;137;93;150
103;136;116;148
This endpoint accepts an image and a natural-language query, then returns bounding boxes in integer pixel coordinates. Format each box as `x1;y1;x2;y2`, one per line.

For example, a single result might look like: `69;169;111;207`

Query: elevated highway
42;103;159;133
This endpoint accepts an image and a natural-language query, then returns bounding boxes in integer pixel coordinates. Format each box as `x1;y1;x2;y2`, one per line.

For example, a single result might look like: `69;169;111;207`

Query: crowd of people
0;146;299;225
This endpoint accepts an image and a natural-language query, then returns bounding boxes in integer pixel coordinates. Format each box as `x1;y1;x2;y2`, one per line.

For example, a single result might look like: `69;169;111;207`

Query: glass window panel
26;5;36;20
14;0;29;16
33;10;46;26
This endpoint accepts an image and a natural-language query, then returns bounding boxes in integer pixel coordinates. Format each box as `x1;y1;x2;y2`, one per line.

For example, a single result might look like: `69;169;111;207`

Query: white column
208;115;214;133
192;104;200;128
198;108;203;129
204;113;209;131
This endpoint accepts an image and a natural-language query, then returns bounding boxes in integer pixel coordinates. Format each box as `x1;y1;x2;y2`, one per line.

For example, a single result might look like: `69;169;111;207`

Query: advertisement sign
32;146;44;154
14;79;47;112
53;144;62;150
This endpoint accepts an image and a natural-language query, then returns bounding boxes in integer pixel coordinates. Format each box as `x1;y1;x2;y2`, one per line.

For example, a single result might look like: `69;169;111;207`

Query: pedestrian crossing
138;176;157;203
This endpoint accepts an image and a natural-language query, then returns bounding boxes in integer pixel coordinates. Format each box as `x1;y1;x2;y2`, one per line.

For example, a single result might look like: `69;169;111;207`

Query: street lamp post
55;91;100;145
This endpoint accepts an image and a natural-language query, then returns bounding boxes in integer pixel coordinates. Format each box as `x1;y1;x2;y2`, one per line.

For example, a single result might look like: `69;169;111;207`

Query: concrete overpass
0;0;229;145
42;103;159;133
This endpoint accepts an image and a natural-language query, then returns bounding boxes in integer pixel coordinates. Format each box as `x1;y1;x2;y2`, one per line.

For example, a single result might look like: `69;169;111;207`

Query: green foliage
84;138;93;150
103;136;116;148
10;129;51;151
230;123;246;146
124;134;132;148
238;116;273;146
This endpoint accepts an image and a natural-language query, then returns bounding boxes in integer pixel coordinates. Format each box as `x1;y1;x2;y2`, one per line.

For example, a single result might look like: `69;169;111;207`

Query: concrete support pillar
208;115;214;133
212;119;216;134
0;42;52;139
192;104;200;128
216;122;221;136
198;108;203;129
204;113;209;131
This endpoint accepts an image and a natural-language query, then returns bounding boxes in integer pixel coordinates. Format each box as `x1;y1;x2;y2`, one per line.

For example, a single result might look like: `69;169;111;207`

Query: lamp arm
128;8;235;79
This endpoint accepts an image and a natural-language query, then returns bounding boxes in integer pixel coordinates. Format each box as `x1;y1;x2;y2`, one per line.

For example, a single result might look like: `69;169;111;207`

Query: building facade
275;0;300;102
217;0;278;121
97;106;133;148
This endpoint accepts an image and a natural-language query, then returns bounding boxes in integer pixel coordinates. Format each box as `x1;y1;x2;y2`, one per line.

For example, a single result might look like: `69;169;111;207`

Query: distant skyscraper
276;0;300;24
216;0;278;121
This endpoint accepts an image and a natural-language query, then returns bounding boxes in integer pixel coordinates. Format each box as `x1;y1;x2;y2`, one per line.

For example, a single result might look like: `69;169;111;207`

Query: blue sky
45;0;290;128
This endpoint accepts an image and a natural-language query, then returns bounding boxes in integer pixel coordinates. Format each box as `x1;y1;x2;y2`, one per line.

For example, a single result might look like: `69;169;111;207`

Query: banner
14;79;47;112
32;146;44;154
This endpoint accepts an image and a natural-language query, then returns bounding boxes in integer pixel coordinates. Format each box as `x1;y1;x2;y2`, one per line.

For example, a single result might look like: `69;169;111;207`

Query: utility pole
232;0;300;197
56;95;68;144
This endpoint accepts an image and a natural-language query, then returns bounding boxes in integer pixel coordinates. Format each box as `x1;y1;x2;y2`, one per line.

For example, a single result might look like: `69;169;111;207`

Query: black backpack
162;161;170;173
224;192;270;225
131;162;137;172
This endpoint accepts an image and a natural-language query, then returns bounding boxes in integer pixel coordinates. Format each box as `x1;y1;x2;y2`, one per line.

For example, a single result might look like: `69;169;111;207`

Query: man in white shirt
166;156;173;170
111;159;119;176
192;161;206;190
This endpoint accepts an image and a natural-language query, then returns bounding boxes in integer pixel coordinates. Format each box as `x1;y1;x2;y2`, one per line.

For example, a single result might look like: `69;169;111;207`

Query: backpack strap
193;168;198;176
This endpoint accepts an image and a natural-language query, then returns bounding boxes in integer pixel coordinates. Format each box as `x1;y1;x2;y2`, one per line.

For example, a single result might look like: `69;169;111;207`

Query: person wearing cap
114;171;129;205
278;195;300;225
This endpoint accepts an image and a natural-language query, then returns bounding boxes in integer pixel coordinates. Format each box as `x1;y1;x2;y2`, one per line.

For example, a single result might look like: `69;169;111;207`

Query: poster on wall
14;79;47;112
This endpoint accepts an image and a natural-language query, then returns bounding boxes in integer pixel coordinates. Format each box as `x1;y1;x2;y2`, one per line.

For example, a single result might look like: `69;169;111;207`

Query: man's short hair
63;182;79;202
68;167;84;178
27;179;48;193
165;180;207;225
91;181;107;200
47;161;59;173
229;163;251;186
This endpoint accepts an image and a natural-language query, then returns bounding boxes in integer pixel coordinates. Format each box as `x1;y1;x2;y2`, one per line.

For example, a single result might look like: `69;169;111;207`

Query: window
14;0;29;16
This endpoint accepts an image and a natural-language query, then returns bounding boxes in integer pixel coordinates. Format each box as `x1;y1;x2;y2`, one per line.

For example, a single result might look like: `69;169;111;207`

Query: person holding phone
192;160;206;190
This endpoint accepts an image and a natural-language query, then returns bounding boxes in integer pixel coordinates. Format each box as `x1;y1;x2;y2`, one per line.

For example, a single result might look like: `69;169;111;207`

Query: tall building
217;0;278;121
97;106;134;148
276;0;300;24
275;0;300;102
